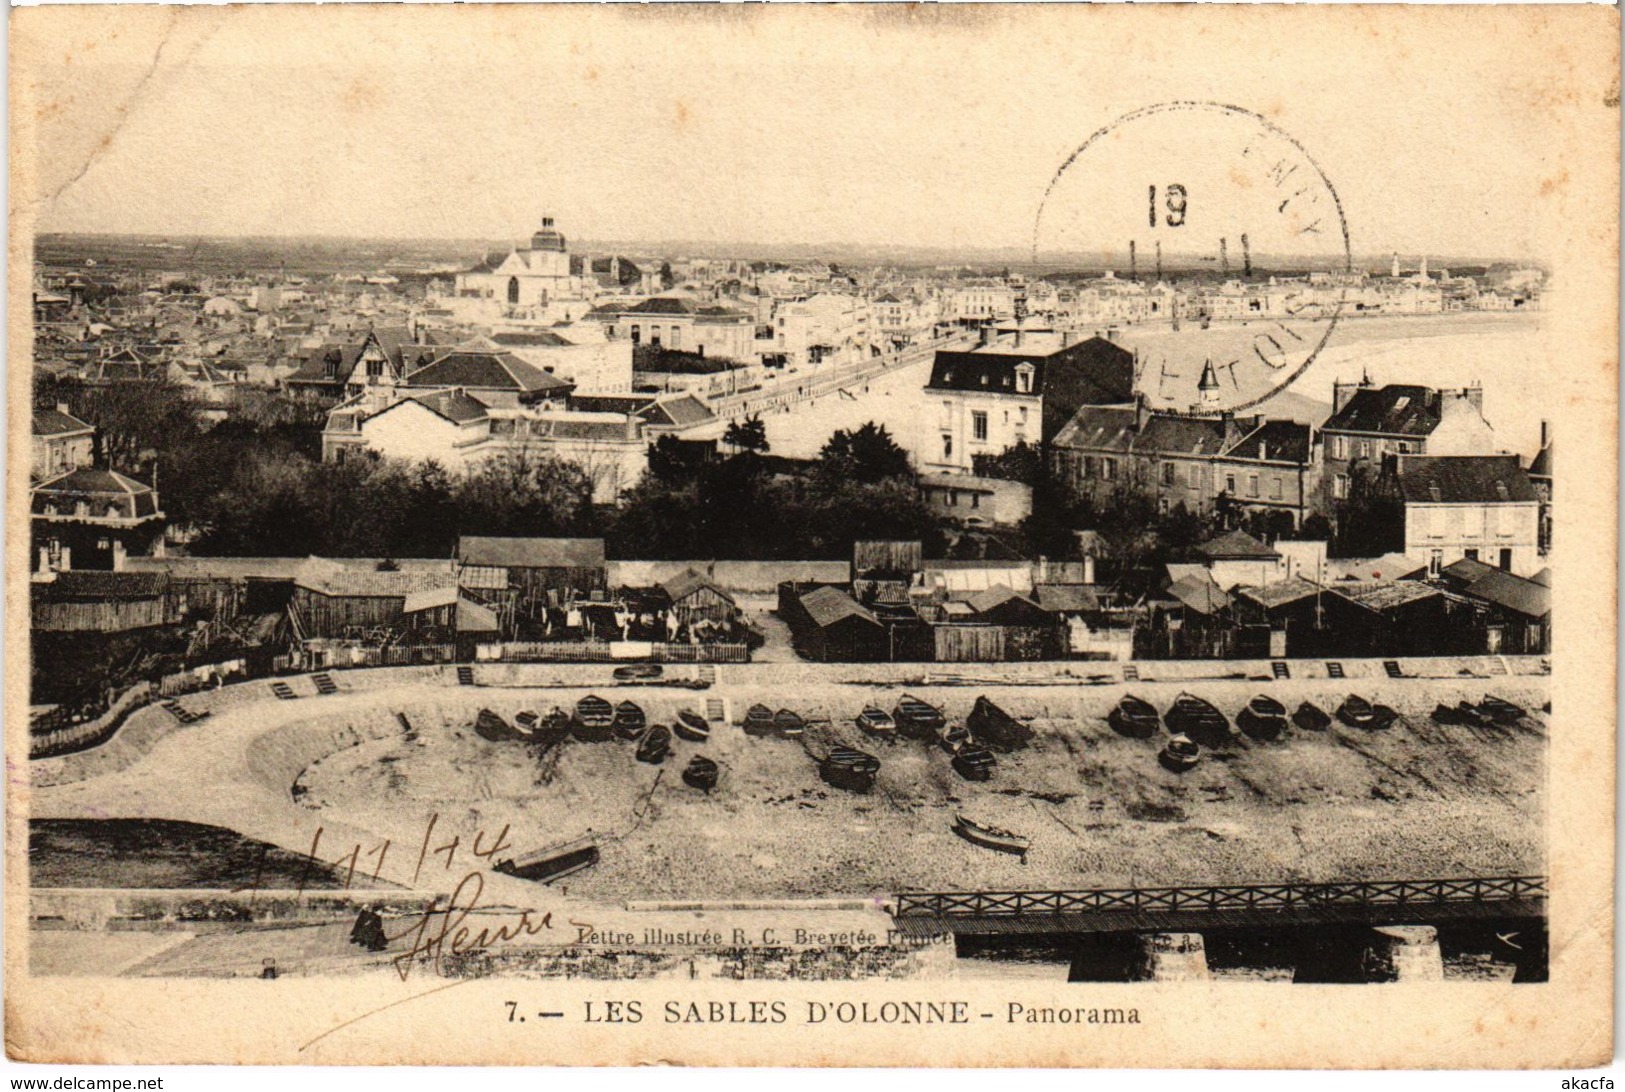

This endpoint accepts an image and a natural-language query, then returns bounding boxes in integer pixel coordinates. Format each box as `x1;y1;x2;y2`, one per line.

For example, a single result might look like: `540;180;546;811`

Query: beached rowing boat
952;814;1029;858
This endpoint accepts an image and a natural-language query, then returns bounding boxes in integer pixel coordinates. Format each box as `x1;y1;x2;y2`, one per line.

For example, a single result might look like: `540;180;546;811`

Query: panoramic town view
16;12;1561;996
27;221;1552;985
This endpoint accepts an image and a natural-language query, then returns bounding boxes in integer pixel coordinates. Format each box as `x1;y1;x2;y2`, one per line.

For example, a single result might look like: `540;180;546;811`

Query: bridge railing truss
892;876;1547;918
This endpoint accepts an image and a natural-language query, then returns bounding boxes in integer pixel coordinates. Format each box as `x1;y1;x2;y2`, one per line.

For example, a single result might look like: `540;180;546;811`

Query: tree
722;415;770;455
817;422;912;484
972;441;1044;485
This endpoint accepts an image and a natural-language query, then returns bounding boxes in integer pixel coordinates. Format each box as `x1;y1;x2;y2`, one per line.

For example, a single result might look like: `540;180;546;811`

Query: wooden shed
789;585;888;662
290;558;458;639
456;536;607;616
660;568;738;628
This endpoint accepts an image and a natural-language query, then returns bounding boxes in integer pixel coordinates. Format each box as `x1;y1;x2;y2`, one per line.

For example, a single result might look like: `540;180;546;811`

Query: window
367;356;384;378
1333;474;1349;500
972;412;988;441
942;434;953;459
507;277;520;305
1499;548;1513;572
668;326;680;349
970;493;981;509
630;324;641;345
1333;435;1348;460
1225;474;1237;494
1015;363;1035;394
1158;497;1169;516
1270;476;1283;500
1464;548;1479;561
1189;465;1202;489
1248;474;1259;497
1396;441;1411;454
1429;549;1443;577
945;490;957;507
1101;458;1116;482
1081;455;1095;480
1162;462;1176;486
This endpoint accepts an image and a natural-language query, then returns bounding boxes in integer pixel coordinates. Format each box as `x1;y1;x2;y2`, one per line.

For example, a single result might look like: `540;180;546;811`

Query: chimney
1135;391;1151;433
978;325;990;348
57;402;70;415
1332;380;1360;414
1462;383;1484;415
1221;410;1242;446
1540;419;1551;449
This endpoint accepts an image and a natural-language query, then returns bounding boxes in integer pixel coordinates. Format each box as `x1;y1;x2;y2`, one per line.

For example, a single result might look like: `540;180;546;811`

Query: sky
14;5;1605;259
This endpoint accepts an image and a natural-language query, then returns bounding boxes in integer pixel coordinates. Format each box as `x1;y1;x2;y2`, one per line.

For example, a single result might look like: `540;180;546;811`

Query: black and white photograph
6;2;1616;1070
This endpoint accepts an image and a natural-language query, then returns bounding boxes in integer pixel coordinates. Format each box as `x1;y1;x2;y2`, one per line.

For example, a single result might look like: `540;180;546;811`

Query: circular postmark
1033;102;1351;417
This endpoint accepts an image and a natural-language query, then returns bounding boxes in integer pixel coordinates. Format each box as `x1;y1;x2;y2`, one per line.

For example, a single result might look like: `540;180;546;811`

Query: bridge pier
1361;925;1445;982
1293;924;1444;983
1068;932;1210;982
1130;932;1211;982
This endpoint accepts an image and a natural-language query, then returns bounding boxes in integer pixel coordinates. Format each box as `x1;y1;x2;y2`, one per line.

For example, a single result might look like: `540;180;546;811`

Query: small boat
613;664;663;682
773;708;805;737
537;707;573;745
682;755;720;792
938;723;971;754
743;704;777;737
1436;702;1488;728
1107;694;1160;739
493;835;600;884
819;747;881;793
636;724;671;764
1478;695;1527;724
966;696;1034;752
674;709;710;742
474;708;522;742
1237;695;1288;741
513;710;540;740
1292;702;1332;732
1165;692;1230;747
951;747;998;782
893;695;945;740
1336;695;1382;729
1158;733;1201;772
613;700;646;740
856;706;896;737
1369;703;1400;730
573;694;615;742
952;814;1029;858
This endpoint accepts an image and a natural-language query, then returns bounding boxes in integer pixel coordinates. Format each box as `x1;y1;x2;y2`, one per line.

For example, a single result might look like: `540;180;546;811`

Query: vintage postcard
6;3;1618;1070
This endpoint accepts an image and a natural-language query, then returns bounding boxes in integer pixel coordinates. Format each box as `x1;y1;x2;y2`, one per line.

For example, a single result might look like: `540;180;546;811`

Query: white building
453;216;594;323
1394;454;1541;577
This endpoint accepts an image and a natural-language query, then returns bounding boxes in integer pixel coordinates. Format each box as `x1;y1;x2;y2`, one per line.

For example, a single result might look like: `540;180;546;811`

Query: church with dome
454;215;594;322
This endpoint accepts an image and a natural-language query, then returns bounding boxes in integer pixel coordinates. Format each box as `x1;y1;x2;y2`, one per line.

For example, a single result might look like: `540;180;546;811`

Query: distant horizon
33;231;1545;272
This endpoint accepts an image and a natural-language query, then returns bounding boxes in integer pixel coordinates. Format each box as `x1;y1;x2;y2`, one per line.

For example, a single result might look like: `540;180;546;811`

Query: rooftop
1395;455;1537;505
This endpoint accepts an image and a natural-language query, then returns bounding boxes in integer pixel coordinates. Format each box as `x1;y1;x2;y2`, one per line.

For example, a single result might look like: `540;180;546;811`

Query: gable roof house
922;333;1134;474
1391;453;1540;578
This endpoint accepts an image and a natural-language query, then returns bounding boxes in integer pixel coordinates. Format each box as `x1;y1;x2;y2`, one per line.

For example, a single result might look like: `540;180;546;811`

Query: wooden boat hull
1292;702;1331;732
1336;696;1378;729
856;709;896;738
743;704;777;737
820;748;880;793
475;709;521;743
1108;697;1159;740
894;696;945;740
636;726;671;764
682;756;719;792
938;724;971;754
967;696;1033;752
1236;706;1286;741
952;816;1029;857
1478;696;1526;724
951;749;997;782
573;696;615;742
1166;694;1230;747
674;711;710;742
773;709;805;737
613;702;647;740
1158;748;1201;773
493;837;600;884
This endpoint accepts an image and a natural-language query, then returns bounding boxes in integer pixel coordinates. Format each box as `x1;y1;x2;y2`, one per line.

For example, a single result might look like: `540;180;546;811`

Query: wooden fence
480;641;749;664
